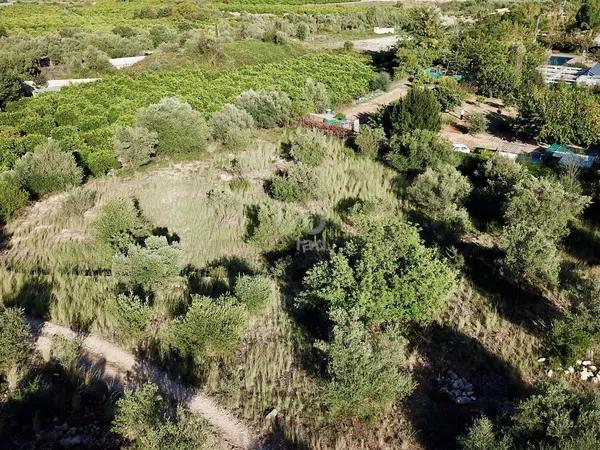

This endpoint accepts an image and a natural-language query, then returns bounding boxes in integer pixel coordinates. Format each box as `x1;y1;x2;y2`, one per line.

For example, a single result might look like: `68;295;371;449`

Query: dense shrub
467;112;489;135
136;97;210;154
245;202;308;253
0;307;30;377
296;219;456;325
408;164;472;237
209;104;255;149
354;125;385;158
237;89;292;128
431;77;465;111
61;186;97;216
164;295;247;363
112;236;183;292
0;173;28;222
114;126;158;168
547;275;600;362
93;197;151;252
113;383;206;450
13;139;83;196
386;129;456;172
370;71;391;92
304;78;330;113
316;309;414;420
283;128;328;166
269;163;321;202
107;294;153;347
460;382;600;449
234;275;274;312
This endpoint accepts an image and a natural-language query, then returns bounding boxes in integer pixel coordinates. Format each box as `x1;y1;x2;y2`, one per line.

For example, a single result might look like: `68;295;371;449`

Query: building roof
588;64;600;77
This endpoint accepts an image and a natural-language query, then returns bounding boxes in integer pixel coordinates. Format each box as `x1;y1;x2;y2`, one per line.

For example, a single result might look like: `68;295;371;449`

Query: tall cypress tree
383;87;442;137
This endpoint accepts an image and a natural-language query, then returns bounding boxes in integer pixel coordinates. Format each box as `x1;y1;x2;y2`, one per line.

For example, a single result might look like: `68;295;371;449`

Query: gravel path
30;319;259;450
341;80;409;120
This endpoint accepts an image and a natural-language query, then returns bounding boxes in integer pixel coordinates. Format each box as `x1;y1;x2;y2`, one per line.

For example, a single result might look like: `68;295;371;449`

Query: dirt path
31;319;259;450
341;80;409;120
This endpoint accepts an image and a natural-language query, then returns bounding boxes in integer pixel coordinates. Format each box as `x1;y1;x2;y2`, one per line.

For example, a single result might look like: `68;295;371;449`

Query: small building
576;64;600;86
23;78;99;96
373;27;394;35
109;54;150;69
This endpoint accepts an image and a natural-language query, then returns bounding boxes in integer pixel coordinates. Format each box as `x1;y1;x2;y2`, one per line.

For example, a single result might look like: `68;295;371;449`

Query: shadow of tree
457;239;563;336
404;324;528;450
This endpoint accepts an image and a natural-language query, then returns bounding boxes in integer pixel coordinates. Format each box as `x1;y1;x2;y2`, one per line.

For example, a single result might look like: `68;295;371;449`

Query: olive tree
296;219;456;325
408;164;472;237
113;126;158;168
135;97;210;154
209;104;255;149
316;309;414;420
13;139;83;196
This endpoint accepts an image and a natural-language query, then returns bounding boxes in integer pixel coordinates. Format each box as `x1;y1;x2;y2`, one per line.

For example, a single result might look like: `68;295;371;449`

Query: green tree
516;85;600;147
383;87;442;136
504;176;589;239
136;97;209;154
370;72;391;92
500;176;589;289
501;223;561;288
113;383;206;450
577;0;600;29
386;129;456;172
316;309;414;420
296;219;456;325
432;77;465;112
459;417;510;450
114;126;158;168
408;164;472;236
0;307;30;378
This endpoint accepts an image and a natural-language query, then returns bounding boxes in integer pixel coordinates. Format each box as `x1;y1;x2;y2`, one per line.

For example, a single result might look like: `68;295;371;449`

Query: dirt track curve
30;319;259;450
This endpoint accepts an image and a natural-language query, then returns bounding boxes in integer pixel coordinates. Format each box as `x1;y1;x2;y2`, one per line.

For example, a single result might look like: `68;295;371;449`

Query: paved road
31;319;259;450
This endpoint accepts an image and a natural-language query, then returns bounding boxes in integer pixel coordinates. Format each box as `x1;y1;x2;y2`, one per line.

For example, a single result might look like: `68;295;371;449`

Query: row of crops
0;52;375;175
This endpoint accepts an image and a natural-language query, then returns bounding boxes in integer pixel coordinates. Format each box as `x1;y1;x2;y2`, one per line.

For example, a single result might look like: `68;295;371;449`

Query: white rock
577;360;582;365
580;371;592;381
547;370;553;377
589;365;597;372
265;408;278;420
582;360;592;366
568;367;575;373
537;357;546;363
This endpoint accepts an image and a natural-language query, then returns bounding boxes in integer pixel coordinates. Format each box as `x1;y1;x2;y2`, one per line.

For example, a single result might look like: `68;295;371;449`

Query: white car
452;143;471;154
